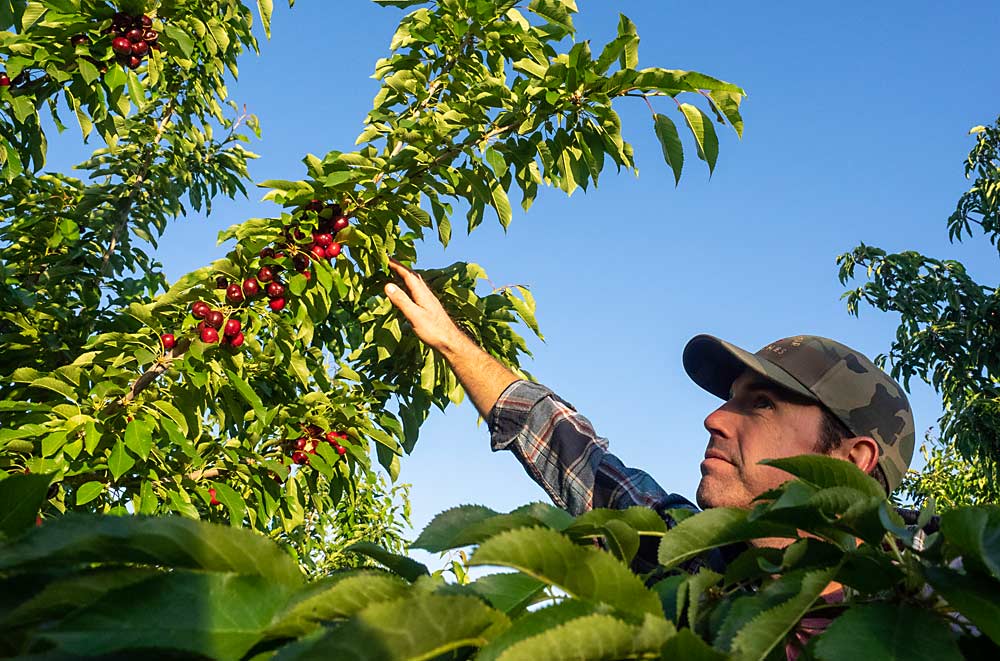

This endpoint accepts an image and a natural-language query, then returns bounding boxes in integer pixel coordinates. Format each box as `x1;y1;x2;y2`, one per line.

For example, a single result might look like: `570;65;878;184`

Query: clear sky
43;2;1000;567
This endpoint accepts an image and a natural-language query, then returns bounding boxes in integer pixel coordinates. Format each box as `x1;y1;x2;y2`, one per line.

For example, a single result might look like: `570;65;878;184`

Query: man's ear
835;436;880;475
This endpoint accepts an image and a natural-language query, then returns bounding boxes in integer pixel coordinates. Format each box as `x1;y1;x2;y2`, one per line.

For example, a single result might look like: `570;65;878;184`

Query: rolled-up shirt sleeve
487;380;696;518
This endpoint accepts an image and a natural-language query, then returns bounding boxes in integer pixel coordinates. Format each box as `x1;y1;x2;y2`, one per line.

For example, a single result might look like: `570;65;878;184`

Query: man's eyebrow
728;379;782;400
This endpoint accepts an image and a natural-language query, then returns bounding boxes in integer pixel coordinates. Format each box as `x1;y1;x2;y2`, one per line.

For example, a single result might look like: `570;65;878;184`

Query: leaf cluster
2;456;998;659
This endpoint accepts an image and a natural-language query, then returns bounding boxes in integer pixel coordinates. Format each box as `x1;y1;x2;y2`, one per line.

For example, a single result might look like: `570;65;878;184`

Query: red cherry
126;27;144;42
113;11;130;25
200;326;219;343
242;278;260;298
127;55;142;69
192;301;210;318
0;73;9;87
205;311;224;329
208;487;220;505
305;199;323;212
224;318;241;337
143;29;158;42
259;247;275;259
141;14;153;28
36;515;42;527
291;450;309;465
257;266;274;283
303;271;312;281
226;284;244;304
336;444;347;456
131;40;149;57
293;254;310;272
215;275;229;289
326;242;342;258
294;437;308;450
310;245;326;261
332;216;350;233
325;432;338;443
228;332;245;348
71;34;90;46
269;297;286;312
313;233;333;248
161;333;175;350
112;37;132;54
266;282;285;298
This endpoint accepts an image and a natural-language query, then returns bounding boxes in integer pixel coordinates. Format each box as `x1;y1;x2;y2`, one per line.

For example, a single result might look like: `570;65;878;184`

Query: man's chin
696;475;748;510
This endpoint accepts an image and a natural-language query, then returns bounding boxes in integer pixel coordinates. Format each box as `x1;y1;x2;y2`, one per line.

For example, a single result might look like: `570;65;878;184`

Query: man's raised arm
383;259;519;418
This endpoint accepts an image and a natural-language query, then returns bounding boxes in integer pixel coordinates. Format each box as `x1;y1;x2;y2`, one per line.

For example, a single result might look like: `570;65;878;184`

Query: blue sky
44;2;1000;565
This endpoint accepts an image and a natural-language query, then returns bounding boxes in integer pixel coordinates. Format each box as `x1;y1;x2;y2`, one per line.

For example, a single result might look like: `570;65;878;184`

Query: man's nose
703;402;735;438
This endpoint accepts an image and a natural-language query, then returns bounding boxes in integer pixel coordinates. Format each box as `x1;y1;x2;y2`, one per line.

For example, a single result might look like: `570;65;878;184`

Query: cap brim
682;334;818;402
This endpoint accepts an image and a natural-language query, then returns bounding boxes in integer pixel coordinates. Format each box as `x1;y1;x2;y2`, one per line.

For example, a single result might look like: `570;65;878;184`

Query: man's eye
753;396;774;409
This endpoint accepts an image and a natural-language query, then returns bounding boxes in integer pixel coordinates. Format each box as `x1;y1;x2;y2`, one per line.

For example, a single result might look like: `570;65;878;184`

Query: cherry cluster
107;11;158;70
286;426;350;466
190;301;244;346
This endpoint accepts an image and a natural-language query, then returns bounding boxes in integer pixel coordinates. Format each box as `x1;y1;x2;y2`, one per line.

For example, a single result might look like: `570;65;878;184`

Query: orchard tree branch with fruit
2;0;745;573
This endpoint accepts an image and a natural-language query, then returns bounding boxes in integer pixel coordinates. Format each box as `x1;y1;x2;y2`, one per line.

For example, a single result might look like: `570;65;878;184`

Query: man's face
696;370;826;510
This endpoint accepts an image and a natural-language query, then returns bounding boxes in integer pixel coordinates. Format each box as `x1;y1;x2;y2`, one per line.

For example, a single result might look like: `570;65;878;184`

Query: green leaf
653;113;684;185
0;513;303;587
277;593;509;660
0;473;53;539
107;441;134;482
761;455;886;499
940;505;1000;580
528;0;575;36
345;542;429;581
678;103;720;174
923;565;1000;645
814;603;963;661
29;376;76;401
77;58;99;85
266;570;411;639
75;481;104;506
617;14;638;69
468;572;546;615
729;567;837;660
662;628;728;660
491;612;672;661
657;507;797;569
470;526;662;619
413;503;570;553
124;418;152;460
151;400;189;436
41;571;292;660
565;506;668;536
708;90;744;138
475;601;602;661
224;369;266;421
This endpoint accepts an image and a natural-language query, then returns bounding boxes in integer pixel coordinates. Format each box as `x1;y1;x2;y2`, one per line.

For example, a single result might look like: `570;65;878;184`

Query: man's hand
383;258;520;418
383;259;466;357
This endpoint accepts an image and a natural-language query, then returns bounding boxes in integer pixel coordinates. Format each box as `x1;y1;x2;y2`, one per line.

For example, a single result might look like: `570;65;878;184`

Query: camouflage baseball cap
682;334;915;493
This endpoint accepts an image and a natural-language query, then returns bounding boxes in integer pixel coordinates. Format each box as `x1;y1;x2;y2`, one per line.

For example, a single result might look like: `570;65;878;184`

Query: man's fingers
384;281;424;322
387;259;435;307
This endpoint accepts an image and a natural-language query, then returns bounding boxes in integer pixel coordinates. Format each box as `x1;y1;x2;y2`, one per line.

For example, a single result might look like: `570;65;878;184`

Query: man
383;259;916;538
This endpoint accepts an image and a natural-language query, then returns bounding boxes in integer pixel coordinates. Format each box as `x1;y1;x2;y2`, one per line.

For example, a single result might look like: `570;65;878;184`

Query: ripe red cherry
226;284;244;304
324;431;338;444
259;247;275;259
141;14;153;28
268;297;286;312
257;266;274;283
0;73;9;87
127;56;142;69
215;275;228;289
266;282;285;298
291;450;309;465
293;254;310;272
228;332;245;348
326;242;342;258
303;271;311;280
161;333;175;350
294;437;307;450
242;278;260;298
336;444;347;456
310;245;326;261
224;318;241;337
208;487;220;505
131;40;149;57
200;326;219;343
126;27;144;42
143;29;158;42
112;37;132;54
332;216;349;233
313;233;333;248
71;34;90;46
205;311;224;329
191;301;210;318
